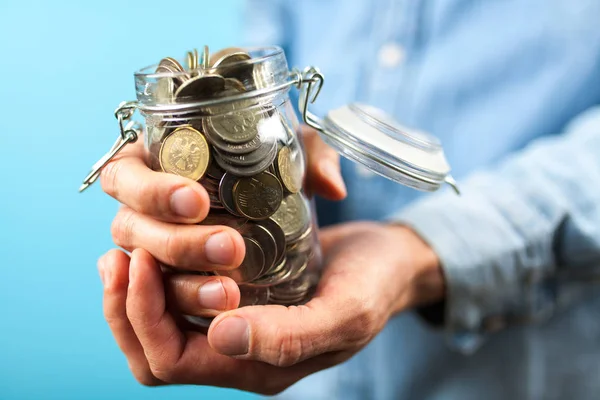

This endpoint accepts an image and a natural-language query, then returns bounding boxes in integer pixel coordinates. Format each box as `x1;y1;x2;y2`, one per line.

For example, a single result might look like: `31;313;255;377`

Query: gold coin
209;47;246;66
270;193;310;242
160;57;186;73
224;77;246;92
194;48;200;69
159;126;210;181
277;146;303;193
212;51;252;69
202;45;209;69
233;171;283;220
186;51;194;71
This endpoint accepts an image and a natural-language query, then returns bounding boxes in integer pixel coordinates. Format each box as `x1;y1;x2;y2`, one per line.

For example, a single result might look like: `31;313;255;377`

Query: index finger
100;138;211;223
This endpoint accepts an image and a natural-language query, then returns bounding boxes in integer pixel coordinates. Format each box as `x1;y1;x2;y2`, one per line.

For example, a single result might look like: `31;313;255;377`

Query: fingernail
170;186;202;218
211;316;249;356
320;160;346;194
205;232;235;265
198;280;227;310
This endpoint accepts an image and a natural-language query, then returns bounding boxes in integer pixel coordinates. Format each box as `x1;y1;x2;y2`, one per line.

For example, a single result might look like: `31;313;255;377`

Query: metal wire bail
79;101;141;193
297;67;325;131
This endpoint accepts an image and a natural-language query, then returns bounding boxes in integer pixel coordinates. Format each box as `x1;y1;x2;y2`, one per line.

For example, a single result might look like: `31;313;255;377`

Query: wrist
384;224;446;313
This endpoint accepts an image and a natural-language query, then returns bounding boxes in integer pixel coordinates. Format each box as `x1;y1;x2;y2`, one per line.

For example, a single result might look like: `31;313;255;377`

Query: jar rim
134;45;294;114
134;46;285;80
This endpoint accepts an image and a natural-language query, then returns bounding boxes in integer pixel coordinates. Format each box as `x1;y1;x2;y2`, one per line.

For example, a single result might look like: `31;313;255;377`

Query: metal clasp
79;101;141;193
295;66;325;131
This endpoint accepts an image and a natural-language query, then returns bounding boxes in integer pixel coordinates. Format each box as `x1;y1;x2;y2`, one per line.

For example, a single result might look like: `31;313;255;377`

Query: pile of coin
147;46;317;307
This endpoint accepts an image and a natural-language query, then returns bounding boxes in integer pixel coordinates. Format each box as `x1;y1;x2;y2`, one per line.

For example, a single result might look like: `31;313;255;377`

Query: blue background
0;1;257;399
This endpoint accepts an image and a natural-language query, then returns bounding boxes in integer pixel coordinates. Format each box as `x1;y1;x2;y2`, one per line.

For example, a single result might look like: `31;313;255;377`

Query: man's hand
100;126;345;315
98;222;444;394
98;123;445;393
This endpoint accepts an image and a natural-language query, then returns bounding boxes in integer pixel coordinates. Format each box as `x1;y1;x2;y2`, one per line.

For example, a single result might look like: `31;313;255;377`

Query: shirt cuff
391;184;557;352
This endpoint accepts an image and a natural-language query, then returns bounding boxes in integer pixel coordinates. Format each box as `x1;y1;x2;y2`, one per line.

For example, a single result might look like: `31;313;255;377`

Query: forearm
392;106;600;340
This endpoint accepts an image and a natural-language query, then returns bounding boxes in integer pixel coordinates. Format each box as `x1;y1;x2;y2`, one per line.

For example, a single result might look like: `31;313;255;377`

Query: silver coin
269;296;307;306
205;158;225;180
243;223;278;275
269;292;309;305
200;176;220;192
250;256;287;287
182;315;213;328
266;255;287;276
204;107;264;144
213;141;277;177
238;285;270;307
175;74;226;101
207;128;263;155
269;274;312;301
287;224;313;249
153;76;174;103
208;191;224;209
204;182;221;194
283;251;310;282
213;136;276;166
270;193;311;243
256;218;286;274
199;213;248;230
216;237;265;283
250;262;294;286
218;173;243;217
214;220;279;278
269;292;308;303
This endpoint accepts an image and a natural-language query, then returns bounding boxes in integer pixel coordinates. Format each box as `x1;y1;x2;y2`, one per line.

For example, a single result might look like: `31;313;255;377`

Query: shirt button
378;43;405;68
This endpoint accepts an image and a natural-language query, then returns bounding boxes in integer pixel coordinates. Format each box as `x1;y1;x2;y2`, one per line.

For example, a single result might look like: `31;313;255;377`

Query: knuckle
103;312;123;327
136;178;160;215
111;208;136;248
102;249;121;271
149;364;176;383
269;309;310;367
147;345;183;384
342;296;381;347
132;370;161;387
100;159;122;198
164;227;186;266
125;302;162;332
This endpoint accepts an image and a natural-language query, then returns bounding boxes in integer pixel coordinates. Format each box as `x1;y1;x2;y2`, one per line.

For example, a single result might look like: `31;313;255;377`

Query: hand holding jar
84;46;456;394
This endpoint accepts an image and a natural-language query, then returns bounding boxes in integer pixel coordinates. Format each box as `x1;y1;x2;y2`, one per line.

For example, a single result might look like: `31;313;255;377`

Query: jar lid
298;69;458;193
314;103;456;192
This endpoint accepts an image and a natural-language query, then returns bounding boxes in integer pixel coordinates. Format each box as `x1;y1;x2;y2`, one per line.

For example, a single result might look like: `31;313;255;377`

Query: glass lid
297;68;458;193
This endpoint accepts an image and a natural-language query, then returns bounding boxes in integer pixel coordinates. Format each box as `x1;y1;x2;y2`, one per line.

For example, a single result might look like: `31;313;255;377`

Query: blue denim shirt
244;1;600;399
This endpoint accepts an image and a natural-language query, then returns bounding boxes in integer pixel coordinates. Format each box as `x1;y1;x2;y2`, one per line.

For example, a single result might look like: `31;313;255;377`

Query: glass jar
80;45;458;313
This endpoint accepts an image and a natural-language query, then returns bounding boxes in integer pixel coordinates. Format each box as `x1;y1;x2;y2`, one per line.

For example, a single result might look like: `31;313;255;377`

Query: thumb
301;126;347;200
207;274;381;367
206;299;339;367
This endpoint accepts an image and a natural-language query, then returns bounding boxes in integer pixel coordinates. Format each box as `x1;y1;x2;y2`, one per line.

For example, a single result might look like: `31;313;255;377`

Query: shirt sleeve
241;0;291;48
393;106;600;353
